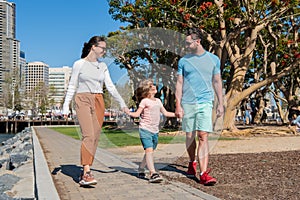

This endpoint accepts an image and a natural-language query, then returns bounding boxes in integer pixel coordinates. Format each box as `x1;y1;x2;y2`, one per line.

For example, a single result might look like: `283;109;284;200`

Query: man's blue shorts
139;128;158;150
182;102;213;133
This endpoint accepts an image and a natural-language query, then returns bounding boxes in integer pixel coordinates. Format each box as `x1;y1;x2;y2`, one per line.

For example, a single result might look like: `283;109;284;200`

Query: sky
10;0;128;82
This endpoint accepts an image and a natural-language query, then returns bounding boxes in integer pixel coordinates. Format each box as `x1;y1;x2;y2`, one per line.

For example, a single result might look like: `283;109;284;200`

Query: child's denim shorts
139;128;158;150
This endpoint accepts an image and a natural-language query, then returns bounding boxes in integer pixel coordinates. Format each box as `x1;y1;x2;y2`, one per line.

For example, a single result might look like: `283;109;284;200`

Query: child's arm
129;107;144;118
160;107;176;118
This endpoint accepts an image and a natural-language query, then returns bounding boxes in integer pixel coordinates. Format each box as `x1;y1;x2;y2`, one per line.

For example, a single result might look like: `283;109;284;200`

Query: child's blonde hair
135;79;154;103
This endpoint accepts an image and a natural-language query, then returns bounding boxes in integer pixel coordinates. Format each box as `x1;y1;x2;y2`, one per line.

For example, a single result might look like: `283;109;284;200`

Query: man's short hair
185;28;202;40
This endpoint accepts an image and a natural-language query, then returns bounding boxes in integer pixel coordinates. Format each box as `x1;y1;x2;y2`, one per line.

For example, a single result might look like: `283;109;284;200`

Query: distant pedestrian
243;100;252;125
291;114;300;132
175;28;224;186
128;79;176;183
62;36;129;186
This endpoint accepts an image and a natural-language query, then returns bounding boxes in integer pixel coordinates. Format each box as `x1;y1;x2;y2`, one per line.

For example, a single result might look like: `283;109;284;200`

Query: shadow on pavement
108;162;199;183
108;166;149;181
52;164;82;183
51;164;119;184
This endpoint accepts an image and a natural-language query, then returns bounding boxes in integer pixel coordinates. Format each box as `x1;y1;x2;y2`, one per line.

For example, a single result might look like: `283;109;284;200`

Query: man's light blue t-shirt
177;51;220;104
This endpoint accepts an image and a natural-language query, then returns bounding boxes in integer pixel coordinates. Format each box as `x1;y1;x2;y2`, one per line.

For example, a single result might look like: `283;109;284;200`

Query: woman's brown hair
81;36;105;58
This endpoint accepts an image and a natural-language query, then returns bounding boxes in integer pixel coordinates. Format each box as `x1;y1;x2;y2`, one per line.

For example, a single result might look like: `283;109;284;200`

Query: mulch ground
163;150;300;200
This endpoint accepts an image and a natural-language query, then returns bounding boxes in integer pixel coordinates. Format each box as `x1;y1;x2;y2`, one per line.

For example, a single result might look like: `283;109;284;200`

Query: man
175;28;224;186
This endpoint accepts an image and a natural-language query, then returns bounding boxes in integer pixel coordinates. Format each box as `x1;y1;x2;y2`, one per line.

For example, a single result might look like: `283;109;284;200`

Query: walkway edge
31;127;60;200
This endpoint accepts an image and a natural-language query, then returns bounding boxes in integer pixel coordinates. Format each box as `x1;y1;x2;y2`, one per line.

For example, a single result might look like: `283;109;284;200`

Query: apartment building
49;66;72;107
25;61;49;101
0;0;20;111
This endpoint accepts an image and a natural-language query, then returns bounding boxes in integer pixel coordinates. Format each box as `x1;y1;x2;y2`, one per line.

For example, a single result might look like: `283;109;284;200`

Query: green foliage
107;0;300;128
108;0;298;76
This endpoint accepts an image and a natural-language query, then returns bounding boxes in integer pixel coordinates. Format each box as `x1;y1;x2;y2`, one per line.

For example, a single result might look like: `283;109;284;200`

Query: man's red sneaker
186;161;197;177
200;169;216;186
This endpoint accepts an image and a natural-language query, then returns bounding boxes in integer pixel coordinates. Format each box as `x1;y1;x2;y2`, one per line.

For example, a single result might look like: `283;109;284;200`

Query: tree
1;65;24;112
48;84;57;109
108;0;300;131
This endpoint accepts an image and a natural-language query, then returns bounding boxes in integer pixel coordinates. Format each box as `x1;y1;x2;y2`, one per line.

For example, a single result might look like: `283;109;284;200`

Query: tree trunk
223;102;238;131
254;97;264;124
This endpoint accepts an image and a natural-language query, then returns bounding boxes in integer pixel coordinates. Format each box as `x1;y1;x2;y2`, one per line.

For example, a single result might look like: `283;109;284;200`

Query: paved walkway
33;127;219;200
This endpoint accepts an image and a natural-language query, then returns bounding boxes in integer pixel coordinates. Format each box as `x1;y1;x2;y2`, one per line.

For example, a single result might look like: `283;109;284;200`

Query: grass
49;126;239;148
50;126;186;148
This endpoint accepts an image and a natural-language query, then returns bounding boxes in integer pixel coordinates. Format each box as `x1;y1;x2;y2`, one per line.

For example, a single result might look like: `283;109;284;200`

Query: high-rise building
25;61;49;100
49;66;72;108
0;0;20;111
19;51;26;93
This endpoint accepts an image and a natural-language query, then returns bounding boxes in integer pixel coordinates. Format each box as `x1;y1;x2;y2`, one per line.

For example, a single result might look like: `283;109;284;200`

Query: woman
62;36;129;186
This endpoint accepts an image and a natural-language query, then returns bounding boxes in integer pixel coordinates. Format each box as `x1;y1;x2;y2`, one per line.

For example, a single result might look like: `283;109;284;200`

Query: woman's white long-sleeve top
62;59;126;114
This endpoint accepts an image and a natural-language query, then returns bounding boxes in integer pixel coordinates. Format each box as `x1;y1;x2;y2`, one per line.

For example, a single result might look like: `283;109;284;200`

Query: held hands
122;107;130;115
175;106;184;119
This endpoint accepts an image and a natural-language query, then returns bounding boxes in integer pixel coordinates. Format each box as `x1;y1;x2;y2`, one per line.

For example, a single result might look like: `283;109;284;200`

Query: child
128;79;176;183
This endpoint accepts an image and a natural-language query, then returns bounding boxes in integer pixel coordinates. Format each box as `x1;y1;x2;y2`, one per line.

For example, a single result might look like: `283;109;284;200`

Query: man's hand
175;106;184;118
216;104;224;118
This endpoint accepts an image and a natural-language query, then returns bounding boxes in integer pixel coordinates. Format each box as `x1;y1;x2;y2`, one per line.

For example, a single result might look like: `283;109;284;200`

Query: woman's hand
122;107;130;115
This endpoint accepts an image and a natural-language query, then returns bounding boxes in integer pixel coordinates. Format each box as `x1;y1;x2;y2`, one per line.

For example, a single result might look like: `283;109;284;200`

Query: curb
31;127;60;200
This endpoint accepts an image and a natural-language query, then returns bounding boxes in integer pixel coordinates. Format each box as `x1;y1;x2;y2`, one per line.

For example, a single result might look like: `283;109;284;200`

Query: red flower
203;13;208;18
283;54;289;59
184;13;191;21
178;7;184;13
200;5;206;11
182;23;188;27
149;7;154;11
170;0;177;5
205;2;213;7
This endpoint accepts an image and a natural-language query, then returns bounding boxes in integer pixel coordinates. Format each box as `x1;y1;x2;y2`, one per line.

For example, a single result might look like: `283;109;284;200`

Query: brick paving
34;127;219;200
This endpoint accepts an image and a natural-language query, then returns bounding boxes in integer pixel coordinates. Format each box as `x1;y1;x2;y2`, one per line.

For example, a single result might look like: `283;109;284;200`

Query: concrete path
33;127;219;200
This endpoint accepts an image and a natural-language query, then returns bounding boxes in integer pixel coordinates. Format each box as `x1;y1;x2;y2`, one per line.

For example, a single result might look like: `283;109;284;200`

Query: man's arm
213;73;224;117
175;75;184;118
